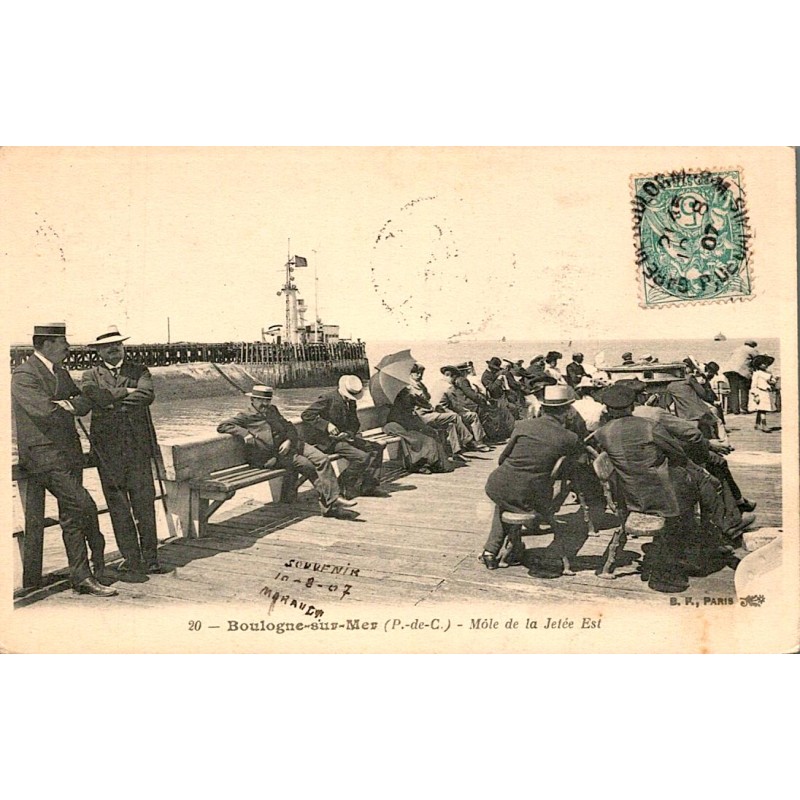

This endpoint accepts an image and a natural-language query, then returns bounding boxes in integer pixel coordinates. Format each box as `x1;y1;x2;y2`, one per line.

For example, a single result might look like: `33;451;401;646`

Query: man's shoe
322;506;356;518
737;498;757;513
74;577;118;597
92;562;115;586
727;512;757;539
479;552;499;570
115;565;149;582
361;487;391;498
146;562;173;574
334;497;358;508
502;547;526;567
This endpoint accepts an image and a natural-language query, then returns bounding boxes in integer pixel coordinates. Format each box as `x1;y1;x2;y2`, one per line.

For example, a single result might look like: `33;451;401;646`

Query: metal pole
312;248;319;343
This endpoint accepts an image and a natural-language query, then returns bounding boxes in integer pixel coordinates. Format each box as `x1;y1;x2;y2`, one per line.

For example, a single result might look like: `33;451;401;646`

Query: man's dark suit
218;404;340;512
81;360;158;570
300;391;385;496
12;355;105;586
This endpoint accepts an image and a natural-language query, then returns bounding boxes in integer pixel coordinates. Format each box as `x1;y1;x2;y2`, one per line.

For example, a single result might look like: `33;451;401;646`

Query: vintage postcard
1;146;797;653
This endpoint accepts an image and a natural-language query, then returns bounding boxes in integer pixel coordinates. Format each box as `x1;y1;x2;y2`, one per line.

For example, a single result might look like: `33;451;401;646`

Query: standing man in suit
81;325;167;577
11;323;117;596
301;375;389;499
722;339;759;414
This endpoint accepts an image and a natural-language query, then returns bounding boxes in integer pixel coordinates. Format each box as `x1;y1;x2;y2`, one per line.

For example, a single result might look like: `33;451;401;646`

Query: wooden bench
159;405;404;537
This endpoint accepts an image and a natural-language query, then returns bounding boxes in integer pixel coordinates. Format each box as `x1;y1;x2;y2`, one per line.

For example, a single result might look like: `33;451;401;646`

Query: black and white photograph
3;146;797;652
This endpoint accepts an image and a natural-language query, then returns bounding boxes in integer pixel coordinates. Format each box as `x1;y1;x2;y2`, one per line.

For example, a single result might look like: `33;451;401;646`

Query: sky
1;147;795;346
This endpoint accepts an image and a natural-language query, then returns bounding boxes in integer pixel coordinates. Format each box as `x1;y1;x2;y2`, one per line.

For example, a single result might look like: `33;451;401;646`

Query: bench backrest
160;404;392;482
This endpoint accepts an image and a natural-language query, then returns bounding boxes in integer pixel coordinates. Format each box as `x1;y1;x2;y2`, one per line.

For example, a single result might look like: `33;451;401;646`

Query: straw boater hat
245;385;274;399
338;375;365;400
87;324;129;347
34;323;67;337
540;385;574;406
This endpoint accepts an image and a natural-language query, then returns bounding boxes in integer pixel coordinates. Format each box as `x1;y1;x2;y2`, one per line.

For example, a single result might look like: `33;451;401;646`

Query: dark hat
545;350;562;361
411;363;425;373
486;357;503;370
621;352;633;361
33;322;67;337
572;352;583;359
440;365;460;375
601;383;636;409
744;339;758;347
246;384;274;399
617;378;647;393
752;355;775;370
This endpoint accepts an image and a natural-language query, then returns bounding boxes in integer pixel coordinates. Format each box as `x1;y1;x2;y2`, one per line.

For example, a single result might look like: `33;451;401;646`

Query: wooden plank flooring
14;412;784;610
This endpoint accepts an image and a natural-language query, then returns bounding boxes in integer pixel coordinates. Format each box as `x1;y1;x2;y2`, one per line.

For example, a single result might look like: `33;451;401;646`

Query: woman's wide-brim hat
87;324;129;346
246;384;274;399
753;354;775;369
440;365;460;375
540;385;575;406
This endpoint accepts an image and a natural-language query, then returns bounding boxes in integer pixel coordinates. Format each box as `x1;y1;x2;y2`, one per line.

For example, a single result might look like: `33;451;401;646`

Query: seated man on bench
217;385;357;518
301;376;389;499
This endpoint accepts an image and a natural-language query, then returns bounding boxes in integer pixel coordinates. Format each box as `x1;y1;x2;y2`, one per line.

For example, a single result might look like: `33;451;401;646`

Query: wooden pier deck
14;413;783;611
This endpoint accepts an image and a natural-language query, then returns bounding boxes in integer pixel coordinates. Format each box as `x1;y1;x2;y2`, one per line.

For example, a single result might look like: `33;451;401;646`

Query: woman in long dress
384;386;453;473
750;355;777;432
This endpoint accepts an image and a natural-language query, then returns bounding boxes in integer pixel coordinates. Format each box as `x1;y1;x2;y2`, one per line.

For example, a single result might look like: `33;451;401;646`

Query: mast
284;239;292;343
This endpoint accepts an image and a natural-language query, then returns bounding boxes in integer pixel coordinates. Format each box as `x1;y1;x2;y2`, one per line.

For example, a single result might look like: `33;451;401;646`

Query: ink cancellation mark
631;169;753;308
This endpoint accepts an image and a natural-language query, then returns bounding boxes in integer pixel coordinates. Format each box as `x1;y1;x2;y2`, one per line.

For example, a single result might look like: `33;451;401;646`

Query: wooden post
18;476;46;588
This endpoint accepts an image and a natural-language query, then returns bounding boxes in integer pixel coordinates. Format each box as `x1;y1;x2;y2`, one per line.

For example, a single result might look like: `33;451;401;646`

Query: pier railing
10;340;368;370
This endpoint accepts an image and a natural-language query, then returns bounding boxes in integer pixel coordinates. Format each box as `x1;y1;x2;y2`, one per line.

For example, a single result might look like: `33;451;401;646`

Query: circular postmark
631;169;753;307
370;195;518;338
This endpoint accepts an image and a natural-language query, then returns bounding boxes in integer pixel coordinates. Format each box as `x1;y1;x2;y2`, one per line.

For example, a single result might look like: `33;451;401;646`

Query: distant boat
714;332;727;341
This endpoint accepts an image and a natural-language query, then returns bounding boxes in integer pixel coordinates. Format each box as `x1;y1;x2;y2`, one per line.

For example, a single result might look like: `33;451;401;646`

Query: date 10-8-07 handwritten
258;557;362;618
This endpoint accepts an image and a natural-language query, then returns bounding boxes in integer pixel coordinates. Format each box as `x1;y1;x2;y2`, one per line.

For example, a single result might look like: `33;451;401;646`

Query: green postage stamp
632;169;753;307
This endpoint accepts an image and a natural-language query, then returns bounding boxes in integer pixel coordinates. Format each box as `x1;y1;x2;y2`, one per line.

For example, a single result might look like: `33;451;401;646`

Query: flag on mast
292;255;308;268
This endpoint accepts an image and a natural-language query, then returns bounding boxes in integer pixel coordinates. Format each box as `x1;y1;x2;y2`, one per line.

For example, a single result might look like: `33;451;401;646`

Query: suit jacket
565;361;588;387
12;355;93;474
218;404;300;465
481;368;505;400
300;391;361;450
81;360;155;470
594;414;685;517
723;344;758;378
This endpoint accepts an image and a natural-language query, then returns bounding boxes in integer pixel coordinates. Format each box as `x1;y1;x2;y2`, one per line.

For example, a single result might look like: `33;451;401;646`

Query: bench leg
598;526;627;578
189;491;204;538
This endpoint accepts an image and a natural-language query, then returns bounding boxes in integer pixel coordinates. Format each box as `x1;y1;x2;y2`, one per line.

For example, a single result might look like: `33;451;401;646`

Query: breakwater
59;359;371;402
10;340;370;398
